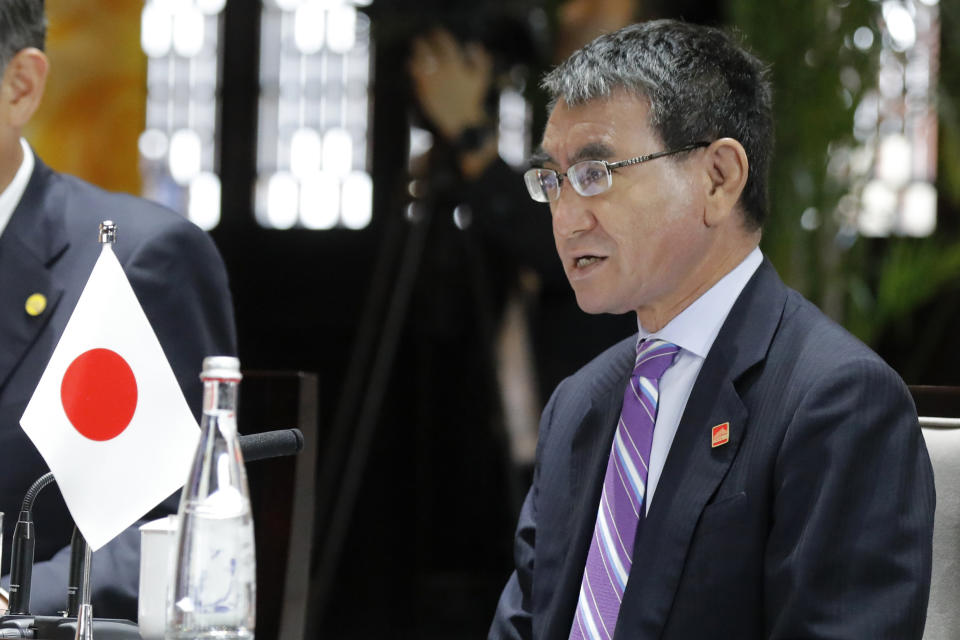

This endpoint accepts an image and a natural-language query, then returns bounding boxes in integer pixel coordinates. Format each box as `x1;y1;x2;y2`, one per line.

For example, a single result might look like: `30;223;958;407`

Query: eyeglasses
523;142;710;203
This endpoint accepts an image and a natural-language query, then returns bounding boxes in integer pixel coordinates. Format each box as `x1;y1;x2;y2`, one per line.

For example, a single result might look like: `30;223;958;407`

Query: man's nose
551;188;596;239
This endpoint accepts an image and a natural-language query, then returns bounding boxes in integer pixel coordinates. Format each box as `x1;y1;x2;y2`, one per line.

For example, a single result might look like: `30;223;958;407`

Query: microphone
7;472;57;616
238;428;304;462
6;511;34;616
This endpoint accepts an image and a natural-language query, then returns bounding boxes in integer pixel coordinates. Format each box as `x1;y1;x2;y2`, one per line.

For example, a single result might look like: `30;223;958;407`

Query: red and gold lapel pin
711;422;730;448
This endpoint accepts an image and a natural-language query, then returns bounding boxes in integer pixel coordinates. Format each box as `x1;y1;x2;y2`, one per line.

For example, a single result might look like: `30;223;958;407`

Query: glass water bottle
166;356;256;640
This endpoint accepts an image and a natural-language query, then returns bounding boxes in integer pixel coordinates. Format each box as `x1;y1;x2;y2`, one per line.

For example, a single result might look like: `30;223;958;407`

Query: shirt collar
638;246;763;358
0;138;36;238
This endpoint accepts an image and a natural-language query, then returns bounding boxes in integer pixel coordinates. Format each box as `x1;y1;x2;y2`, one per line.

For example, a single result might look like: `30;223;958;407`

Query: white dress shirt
0;138;35;237
640;247;763;513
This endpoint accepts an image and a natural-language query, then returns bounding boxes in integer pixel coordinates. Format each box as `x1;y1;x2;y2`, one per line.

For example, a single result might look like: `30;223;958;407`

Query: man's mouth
575;256;604;268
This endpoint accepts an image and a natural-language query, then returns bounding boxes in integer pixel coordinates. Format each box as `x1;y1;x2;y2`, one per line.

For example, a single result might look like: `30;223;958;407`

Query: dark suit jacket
0;156;237;620
490;259;935;639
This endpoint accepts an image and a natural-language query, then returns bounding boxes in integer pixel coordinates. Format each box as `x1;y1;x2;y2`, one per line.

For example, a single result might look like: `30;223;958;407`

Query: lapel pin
711;422;730;448
25;293;47;317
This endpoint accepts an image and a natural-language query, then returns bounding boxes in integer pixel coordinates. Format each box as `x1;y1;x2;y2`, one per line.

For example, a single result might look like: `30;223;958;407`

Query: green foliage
728;0;960;378
846;239;960;343
939;0;960;206
728;0;879;316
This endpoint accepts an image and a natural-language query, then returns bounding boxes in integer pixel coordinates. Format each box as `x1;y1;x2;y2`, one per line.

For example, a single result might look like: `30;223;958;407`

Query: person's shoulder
778;287;899;382
47;169;212;251
580;333;637;374
554;333;637;397
43;167;191;231
537;333;637;440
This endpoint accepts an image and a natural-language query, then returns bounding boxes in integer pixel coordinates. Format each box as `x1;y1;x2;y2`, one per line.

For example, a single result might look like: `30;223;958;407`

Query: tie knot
634;339;680;381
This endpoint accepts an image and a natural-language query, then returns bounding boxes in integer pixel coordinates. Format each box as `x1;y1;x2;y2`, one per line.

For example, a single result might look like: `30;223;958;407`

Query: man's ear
701;137;748;227
0;48;48;129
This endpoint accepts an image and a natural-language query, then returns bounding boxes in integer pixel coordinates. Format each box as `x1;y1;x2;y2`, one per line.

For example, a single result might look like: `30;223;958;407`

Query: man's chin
573;293;615;316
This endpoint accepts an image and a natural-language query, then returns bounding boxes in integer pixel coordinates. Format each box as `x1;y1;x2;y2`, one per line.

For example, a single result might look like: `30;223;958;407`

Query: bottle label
170;511;256;631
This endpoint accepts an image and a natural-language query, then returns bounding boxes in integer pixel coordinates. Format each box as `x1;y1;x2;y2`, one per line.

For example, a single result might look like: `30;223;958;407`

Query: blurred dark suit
0;154;236;619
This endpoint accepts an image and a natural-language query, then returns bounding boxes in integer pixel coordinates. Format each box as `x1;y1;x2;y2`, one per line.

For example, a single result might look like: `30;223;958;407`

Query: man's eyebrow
529;141;613;168
529;148;553;166
570;142;614;163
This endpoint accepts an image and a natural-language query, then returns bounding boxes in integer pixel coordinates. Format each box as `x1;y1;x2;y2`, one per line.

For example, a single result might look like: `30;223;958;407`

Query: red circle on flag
60;348;138;441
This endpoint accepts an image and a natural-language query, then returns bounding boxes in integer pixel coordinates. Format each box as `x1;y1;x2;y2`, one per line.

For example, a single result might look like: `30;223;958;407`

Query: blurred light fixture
850;0;939;237
196;0;227;13
290;127;323;179
139;0;224;230
800;207;820;231
322;128;353;178
138;128;169;161
275;0;304;11
860;179;898;236
256;0;374;230
341;171;373;229
408;126;433;160
882;1;917;50
169;129;203;185
498;86;530;169
853;26;875;51
300;171;341;229
172;5;205;57
266;171;300;229
326;6;357;54
901;182;937;236
189;172;222;231
294;2;325;54
141;4;173;58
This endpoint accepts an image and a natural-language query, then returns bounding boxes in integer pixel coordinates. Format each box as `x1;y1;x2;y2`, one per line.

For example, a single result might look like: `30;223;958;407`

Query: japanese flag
20;244;199;551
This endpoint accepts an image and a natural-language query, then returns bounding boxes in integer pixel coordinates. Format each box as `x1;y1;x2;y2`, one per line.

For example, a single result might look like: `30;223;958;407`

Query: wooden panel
910;385;960;420
25;2;145;194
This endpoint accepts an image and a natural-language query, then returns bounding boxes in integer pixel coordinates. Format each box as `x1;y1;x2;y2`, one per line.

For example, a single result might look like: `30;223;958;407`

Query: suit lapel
615;260;788;639
544;340;635;640
0;159;68;391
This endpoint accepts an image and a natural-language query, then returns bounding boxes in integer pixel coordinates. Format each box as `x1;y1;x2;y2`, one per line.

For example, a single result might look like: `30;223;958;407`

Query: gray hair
0;0;45;73
542;20;773;230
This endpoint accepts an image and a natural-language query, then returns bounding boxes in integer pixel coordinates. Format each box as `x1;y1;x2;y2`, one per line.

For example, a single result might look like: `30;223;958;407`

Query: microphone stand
0;473;140;639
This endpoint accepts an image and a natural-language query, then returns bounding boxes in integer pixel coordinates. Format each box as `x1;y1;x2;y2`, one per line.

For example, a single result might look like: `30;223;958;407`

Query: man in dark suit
490;20;935;639
0;0;236;620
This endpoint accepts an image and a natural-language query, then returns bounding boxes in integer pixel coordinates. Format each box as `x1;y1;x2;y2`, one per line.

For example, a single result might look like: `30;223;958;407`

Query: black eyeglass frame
524;141;711;203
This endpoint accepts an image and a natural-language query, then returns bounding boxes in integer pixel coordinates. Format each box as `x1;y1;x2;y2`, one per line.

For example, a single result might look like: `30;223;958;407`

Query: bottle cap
200;356;242;381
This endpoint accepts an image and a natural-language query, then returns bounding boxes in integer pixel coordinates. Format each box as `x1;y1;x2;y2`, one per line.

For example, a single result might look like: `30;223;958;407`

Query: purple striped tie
569;339;680;640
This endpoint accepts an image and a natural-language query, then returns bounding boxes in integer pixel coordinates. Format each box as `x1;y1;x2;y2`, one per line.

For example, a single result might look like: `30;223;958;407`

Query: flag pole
73;539;93;640
98;220;116;246
72;220;116;640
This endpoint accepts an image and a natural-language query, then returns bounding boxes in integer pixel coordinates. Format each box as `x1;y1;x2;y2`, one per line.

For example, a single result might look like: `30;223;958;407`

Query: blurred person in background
407;0;641;476
0;0;235;620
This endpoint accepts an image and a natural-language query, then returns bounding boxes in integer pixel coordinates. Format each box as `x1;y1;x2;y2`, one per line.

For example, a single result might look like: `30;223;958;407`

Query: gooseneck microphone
7;472;57;615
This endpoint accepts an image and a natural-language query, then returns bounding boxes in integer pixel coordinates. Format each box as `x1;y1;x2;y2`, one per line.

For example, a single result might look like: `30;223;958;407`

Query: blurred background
26;0;957;636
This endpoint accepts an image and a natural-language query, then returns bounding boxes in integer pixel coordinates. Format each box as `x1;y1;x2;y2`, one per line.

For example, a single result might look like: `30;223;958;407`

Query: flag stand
72;538;92;640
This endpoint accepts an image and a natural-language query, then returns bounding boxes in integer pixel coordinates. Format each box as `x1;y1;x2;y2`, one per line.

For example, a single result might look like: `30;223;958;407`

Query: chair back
239;370;319;640
911;386;960;640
